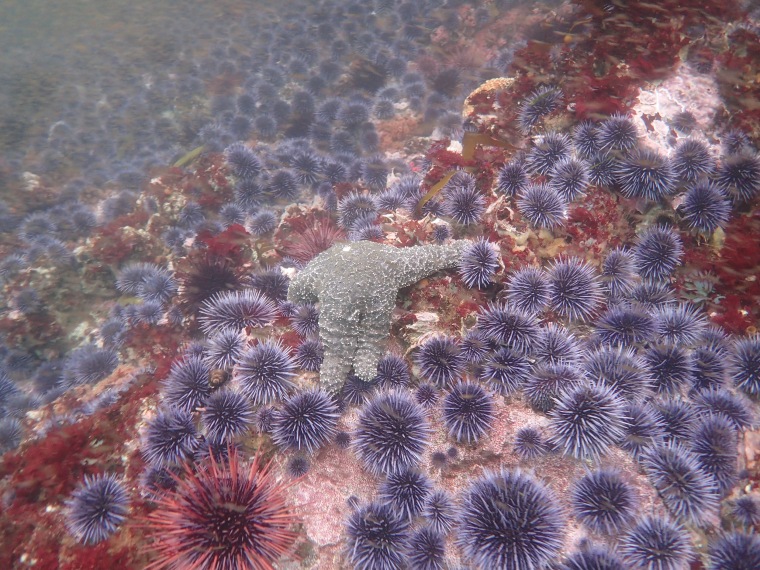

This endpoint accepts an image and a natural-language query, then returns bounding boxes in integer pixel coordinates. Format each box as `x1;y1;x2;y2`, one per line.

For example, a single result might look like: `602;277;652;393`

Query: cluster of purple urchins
111;257;321;496
186;0;508;247
336;236;760;567
7;0;499;215
0;0;511;456
500;86;759;234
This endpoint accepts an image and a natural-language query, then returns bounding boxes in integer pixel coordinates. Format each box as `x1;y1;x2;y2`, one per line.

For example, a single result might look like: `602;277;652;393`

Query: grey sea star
288;240;469;393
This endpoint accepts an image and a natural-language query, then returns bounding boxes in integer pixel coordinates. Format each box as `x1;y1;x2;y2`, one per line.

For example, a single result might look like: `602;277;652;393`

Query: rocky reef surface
0;1;759;569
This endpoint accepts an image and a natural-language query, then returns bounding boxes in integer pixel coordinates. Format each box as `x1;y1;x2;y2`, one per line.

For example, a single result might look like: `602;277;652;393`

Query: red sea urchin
142;449;298;570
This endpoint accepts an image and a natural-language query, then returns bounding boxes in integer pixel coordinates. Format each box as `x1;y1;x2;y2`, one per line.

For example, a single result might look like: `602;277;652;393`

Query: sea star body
288;240;469;393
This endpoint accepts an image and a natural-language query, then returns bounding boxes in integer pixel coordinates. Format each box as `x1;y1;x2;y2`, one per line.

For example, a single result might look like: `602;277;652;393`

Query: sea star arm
388;241;470;289
317;287;362;393
351;289;397;383
287;264;321;306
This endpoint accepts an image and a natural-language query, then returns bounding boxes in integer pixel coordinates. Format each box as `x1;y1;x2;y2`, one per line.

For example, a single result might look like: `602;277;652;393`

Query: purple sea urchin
518;85;563;132
60;345;119;388
286;455;310;478
629;281;675;309
406;526;445;570
692;388;756;430
345;501;409;570
234;179;265;211
506;266;550;315
516;182;567;229
715;151;760;204
670;111;698;134
547;257;603;322
672;139;714;182
573;121;600;159
598;114;639;153
535;323;582;366
248;269;290;303
458;238;499;289
134;300;164;326
361;155;390;191
513;427;549;460
633;226;683;282
266;171;299;202
66;473;129;545
571;469;638;535
496;160;529;196
588;152;618;188
457;469;565;569
730;495;760;527
460;329;493;364
248;210;278;235
476;302;541;353
234;339;297;406
690;413;739;496
205;329;246;371
354;391;430;476
271;389;339;454
415;383;439;408
642;441;720;527
721;130;752;155
379;467;432;523
337;192;378;230
549;157;590;201
374;353;411;388
691;345;729;391
200;388;254;444
161;355;212;413
415;335;465;389
582;345;653;401
643;343;693;396
615;147;676;201
523;363;583;413
559;544;627;570
291;151;322;186
621;516;693;570
730;334;760;399
707;532;760;570
656;399;698;442
443;381;494;445
594;304;655;347
339;374;377;407
0;417;22;454
423;489;456;535
443;179;486;225
526;131;572;175
654;302;707;346
620;401;666;458
224;142;262;180
294;339;323;372
338;101;371;129
549;382;626;460
142;406;199;467
335;431;351;449
478;347;531;396
198;289;277;335
290;304;320;338
681;180;731;234
137;270;178;305
373;99;396;120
